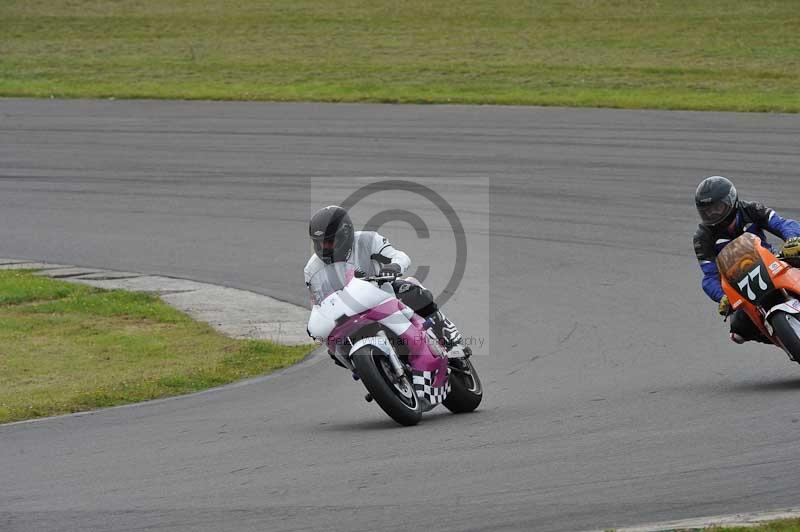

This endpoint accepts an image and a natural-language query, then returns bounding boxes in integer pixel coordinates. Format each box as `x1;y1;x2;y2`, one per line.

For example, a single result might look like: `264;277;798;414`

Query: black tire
769;311;800;362
443;358;483;413
351;346;422;426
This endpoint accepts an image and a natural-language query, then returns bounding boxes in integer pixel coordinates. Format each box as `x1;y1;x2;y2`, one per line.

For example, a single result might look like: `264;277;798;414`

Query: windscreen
307;262;353;305
716;233;762;284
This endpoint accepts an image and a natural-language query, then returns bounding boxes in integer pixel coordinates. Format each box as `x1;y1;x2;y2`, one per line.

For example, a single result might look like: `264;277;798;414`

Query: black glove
379;263;402;277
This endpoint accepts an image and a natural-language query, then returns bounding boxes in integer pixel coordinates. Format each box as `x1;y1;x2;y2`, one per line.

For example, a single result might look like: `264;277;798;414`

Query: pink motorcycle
307;262;482;426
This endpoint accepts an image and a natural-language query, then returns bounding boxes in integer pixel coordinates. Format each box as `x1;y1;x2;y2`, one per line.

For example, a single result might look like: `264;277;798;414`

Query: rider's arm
694;229;724;303
743;202;800;240
767;211;800;240
303;256;317;286
700;261;724;303
303;256;322;307
371;233;411;274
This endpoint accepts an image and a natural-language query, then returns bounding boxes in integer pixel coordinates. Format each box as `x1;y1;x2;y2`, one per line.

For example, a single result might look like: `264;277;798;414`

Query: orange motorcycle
718;232;800;361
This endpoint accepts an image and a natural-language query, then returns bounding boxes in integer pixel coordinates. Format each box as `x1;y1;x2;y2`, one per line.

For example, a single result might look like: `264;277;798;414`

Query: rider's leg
729;309;770;344
392;279;468;356
392;279;438;318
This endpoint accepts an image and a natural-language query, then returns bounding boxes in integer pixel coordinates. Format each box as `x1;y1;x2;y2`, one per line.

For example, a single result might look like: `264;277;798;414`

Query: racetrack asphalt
1;98;800;532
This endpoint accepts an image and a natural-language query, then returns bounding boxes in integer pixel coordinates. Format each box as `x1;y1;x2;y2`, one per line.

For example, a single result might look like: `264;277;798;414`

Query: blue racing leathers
693;201;800;303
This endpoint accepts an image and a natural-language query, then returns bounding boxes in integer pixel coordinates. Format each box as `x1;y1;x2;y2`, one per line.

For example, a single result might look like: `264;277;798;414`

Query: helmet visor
698;201;733;226
312;235;350;264
312;238;331;256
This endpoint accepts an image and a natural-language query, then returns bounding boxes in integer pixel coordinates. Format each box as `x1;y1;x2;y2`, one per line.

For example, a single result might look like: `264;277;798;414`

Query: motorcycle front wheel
770;311;800;362
351;345;422;426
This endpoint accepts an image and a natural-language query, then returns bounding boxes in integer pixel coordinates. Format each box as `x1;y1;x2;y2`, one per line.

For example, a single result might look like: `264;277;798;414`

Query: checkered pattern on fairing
412;369;450;404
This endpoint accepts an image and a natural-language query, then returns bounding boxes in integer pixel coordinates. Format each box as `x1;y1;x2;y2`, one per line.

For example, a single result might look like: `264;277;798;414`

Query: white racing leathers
304;231;466;357
304;231;411;284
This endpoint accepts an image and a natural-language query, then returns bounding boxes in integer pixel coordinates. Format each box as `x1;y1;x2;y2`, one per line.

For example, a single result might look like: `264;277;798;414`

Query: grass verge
706;518;800;531
0;270;313;424
1;0;799;112
605;517;800;531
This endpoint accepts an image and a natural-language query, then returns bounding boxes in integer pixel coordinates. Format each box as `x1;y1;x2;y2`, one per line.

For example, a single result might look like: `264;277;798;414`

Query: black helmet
695;176;738;226
309;205;354;264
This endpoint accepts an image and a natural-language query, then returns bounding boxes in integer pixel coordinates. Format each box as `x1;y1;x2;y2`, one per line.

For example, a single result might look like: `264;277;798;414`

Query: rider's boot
730;332;746;344
730;332;771;345
428;311;471;368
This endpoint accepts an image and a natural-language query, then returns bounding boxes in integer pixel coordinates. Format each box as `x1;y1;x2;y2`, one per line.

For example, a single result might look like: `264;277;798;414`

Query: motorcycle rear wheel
769;311;800;362
351;346;422;426
443;358;483;413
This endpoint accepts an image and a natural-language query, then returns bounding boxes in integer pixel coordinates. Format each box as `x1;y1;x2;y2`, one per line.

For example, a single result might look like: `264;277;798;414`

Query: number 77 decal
738;265;768;300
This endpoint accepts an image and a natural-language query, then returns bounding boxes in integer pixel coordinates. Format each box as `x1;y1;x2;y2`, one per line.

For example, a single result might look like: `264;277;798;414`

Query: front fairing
717;233;800;341
306;263;450;397
307;264;396;340
717;233;777;307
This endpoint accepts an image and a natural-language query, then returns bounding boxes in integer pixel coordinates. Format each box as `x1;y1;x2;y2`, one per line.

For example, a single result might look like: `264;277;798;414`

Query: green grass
706;518;800;531
1;0;799;111
604;518;800;531
0;270;313;424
